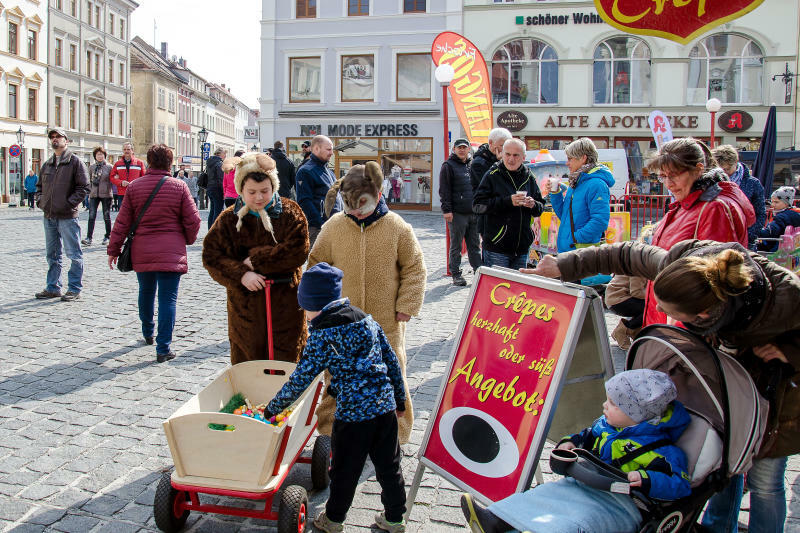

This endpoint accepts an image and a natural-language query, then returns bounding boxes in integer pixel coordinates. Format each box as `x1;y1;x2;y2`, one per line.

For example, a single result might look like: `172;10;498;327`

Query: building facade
208;83;236;156
1;0;48;204
259;0;462;210
464;0;799;194
47;0;137;167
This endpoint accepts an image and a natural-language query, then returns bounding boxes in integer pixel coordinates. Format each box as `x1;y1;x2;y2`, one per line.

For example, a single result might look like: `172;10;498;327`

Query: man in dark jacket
439;139;481;286
296;135;342;247
35;128;90;301
272;141;296;199
469;127;511;192
297;140;312;169
473;138;544;269
205;147;226;229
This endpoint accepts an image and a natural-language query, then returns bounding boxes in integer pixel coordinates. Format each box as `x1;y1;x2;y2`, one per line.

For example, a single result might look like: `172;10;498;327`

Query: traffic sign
201;142;211;153
202;152;209;161
9;144;21;158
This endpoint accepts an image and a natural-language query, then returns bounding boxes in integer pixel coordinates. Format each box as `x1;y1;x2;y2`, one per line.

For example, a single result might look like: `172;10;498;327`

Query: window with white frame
158;87;166;109
108;107;113;135
688;33;763;105
168;126;175;147
55;96;63;126
396;53;431;101
168;93;176;113
341;54;375;102
289;56;321;102
491;38;558;104
593;37;651;105
55;38;63;67
157;123;165;144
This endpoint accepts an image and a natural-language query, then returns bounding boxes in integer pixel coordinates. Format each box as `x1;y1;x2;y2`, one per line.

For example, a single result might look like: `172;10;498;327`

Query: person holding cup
473;138;544;269
547;137;614;253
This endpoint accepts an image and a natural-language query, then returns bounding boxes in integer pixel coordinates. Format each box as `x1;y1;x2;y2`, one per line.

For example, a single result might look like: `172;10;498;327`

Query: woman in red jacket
641;137;754;326
107;144;201;362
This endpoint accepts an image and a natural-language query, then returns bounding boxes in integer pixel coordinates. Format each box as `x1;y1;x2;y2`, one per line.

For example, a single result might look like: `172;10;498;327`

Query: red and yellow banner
431;32;493;146
421;273;579;502
594;0;764;45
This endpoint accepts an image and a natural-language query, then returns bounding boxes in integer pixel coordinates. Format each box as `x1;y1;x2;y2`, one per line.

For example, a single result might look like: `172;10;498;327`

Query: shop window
289;57;321;102
382;152;432;205
341;54;374;102
296;0;316;18
524;137;572;151
491;38;558;105
737;137;761;151
593;37;650;105
404;0;425;12
688;34;763;105
348;0;368;16
397;53;431;101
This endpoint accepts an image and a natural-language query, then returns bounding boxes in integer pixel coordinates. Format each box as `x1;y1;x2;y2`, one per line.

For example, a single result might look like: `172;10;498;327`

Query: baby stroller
552;325;768;533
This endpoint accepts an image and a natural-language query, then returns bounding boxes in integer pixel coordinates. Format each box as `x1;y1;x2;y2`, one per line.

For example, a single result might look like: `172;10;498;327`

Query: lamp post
16;126;25;207
706;98;722;148
198;126;208;210
252;144;258;152
435;63;456;276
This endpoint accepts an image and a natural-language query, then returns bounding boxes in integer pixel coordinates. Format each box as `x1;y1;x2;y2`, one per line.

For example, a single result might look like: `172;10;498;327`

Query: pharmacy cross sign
594;0;764;45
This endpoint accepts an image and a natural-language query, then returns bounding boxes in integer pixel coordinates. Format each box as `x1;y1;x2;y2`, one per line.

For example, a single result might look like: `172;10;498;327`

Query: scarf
234;194;283;242
345;195;389;228
729;163;744;187
568;163;595;188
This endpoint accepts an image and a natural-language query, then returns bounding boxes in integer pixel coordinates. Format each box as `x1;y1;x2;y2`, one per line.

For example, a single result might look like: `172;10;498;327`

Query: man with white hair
470;128;512;191
473;138;544;269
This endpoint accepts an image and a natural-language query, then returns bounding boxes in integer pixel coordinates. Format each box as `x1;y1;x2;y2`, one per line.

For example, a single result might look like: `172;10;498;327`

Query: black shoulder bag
117;177;167;272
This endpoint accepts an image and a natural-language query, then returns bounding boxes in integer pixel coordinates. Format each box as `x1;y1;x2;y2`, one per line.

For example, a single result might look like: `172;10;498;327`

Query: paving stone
23;506;68;525
81;494;129;515
49;513;102;532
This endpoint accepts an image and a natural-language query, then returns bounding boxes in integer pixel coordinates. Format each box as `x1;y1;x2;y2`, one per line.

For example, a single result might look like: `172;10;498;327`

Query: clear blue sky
131;0;261;109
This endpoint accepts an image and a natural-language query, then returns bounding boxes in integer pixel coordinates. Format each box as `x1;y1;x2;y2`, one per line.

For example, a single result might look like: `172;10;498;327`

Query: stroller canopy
627;326;768;477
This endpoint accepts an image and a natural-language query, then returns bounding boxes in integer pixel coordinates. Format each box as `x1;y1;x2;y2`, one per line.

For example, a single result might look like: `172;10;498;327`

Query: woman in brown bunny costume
203;152;309;364
309;161;426;443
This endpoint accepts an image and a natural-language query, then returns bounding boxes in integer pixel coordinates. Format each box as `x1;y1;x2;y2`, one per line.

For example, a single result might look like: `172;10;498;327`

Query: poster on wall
594;0;764;45
405;268;613;509
431;32;493;146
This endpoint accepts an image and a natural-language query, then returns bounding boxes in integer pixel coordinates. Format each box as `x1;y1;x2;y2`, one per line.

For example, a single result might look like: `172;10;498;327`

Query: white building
259;0;462;211
1;0;48;205
463;0;799;194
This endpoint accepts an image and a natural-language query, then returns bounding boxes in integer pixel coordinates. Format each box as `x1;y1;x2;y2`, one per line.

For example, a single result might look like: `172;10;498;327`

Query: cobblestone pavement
0;206;797;532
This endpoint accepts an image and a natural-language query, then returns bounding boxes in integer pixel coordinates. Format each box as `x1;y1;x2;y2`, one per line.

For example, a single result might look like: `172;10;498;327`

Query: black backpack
197;171;208;189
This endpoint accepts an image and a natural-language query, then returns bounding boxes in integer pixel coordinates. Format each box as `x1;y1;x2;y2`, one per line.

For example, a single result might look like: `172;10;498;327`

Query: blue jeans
482;249;529;270
702;456;788;532
207;186;224;229
43;217;83;293
137;272;181;355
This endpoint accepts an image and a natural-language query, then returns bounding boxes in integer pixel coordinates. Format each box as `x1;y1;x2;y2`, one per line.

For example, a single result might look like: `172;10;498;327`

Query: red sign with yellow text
594;0;764;45
431;32;492;146
421;273;580;502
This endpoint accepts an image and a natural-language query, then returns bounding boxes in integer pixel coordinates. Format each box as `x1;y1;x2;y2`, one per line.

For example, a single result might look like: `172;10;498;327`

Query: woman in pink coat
223;150;245;207
107;144;201;362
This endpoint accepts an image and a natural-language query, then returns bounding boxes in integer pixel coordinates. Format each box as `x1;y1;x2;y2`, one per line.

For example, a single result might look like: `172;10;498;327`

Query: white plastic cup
550;179;560;193
516;190;526;196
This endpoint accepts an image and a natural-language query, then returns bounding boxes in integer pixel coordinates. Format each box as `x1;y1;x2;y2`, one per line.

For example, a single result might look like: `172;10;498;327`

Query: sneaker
452;273;467;287
101;237;109;246
81;238;92;246
35;289;61;299
460;493;510;533
144;337;154;345
156;351;176;363
60;291;80;302
313;512;343;533
375;512;405;533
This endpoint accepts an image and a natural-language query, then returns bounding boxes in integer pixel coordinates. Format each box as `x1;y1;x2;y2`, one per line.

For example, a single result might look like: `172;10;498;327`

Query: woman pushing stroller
526;239;800;533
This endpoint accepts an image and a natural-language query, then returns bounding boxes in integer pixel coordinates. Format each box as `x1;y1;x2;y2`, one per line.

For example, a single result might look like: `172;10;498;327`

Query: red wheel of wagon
277;485;308;533
154;472;190;532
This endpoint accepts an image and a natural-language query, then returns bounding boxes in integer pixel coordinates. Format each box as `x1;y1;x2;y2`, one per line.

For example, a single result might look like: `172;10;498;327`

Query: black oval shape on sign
453;414;500;463
497;110;528;132
718;110;753;133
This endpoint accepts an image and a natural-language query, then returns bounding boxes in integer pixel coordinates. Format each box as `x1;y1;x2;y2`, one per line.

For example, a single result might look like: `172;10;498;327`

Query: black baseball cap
453;138;470;148
301;140;311;148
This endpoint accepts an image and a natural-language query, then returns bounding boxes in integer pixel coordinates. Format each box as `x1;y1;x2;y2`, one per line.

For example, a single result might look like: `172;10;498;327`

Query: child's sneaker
313;512;343;533
375;512;405;532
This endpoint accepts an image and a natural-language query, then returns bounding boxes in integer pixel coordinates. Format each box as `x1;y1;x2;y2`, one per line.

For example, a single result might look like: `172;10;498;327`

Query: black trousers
87;197;112;239
27;191;35;208
206;186;224;229
448;213;482;275
327;411;406;523
609;297;645;329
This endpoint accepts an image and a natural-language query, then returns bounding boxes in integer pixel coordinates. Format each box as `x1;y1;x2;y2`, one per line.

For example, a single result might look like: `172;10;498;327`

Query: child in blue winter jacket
264;262;407;533
755;186;800;252
460;369;691;533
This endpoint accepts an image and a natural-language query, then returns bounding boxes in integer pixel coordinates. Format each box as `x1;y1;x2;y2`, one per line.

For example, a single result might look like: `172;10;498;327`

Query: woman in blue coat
547;138;614;254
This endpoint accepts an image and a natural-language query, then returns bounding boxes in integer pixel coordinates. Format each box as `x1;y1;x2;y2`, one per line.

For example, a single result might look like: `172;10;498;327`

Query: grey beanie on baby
772;186;796;207
605;369;677;424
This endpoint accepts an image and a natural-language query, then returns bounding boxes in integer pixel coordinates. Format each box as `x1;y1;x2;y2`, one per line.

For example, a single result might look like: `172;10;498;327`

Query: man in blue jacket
548;138;614;254
296;135;342;247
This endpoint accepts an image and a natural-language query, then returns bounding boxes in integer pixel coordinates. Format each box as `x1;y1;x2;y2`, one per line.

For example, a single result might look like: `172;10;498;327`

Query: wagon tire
311;434;332;489
278;485;308;533
153;471;190;532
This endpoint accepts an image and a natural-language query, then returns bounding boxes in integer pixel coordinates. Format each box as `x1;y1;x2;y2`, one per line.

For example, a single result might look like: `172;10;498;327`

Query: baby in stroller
460;369;691;533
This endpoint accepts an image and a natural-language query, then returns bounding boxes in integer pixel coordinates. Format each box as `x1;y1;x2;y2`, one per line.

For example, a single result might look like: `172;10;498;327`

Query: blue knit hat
298;262;343;311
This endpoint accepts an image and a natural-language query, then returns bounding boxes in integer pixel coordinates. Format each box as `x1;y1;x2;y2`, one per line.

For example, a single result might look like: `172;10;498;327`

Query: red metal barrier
623;194;671;239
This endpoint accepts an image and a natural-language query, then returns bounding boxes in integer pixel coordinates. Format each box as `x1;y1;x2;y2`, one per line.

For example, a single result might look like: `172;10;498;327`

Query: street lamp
198;126;208;209
435;63;456;276
706;98;722;149
251;144;258;152
16;126;25;207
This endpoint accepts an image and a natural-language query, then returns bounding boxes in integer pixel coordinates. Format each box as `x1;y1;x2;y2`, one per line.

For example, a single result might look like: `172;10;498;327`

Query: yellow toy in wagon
154;359;328;533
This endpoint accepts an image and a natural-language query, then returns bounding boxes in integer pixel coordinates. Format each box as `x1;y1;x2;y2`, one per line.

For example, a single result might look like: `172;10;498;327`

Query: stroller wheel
311;434;332;489
153;471;190;532
278;484;308;533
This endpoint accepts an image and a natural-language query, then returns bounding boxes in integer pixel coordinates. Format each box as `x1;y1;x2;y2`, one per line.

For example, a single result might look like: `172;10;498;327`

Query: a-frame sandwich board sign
406;266;614;514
